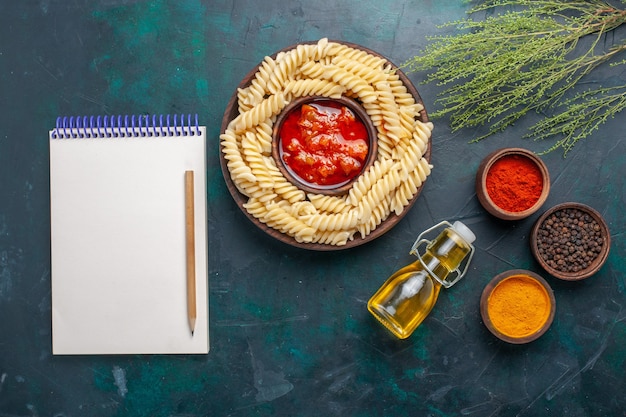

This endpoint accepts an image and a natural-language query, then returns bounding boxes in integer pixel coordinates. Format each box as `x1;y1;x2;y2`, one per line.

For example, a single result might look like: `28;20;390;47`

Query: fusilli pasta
221;38;434;246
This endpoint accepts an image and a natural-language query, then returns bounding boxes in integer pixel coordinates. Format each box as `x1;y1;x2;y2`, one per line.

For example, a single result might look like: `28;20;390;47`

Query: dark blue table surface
1;1;625;416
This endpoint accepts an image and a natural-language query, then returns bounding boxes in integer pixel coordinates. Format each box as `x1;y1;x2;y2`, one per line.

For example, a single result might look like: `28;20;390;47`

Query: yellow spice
487;275;550;338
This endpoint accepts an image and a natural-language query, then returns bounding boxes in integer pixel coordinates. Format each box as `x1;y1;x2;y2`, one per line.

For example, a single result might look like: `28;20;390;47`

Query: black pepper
536;208;604;273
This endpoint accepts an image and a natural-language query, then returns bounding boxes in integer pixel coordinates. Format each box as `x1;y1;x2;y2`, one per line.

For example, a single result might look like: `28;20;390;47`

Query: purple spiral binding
52;114;200;139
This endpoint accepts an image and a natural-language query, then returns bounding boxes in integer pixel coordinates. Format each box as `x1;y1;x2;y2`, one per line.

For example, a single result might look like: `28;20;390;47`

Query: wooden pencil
185;170;197;335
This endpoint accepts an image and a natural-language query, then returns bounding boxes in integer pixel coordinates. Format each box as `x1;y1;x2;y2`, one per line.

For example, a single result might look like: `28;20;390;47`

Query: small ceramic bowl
272;95;378;196
480;269;556;344
530;202;610;281
475;148;550;220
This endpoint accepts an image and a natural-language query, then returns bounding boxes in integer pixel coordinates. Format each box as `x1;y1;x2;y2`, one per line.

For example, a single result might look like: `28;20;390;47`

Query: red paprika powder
485;154;543;212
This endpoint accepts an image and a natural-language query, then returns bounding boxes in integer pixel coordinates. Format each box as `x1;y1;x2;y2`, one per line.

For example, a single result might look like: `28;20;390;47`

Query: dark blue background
1;1;624;416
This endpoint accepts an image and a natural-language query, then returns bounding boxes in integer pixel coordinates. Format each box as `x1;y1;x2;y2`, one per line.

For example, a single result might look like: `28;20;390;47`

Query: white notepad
49;115;209;355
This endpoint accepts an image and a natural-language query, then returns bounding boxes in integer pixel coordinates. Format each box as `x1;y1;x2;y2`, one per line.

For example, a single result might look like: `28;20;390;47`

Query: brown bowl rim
271;95;378;196
475;147;550;220
480;269;556;344
219;40;431;251
530;202;611;280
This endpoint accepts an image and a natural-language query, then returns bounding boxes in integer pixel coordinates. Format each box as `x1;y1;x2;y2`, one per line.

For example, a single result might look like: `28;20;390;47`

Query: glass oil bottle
367;221;476;339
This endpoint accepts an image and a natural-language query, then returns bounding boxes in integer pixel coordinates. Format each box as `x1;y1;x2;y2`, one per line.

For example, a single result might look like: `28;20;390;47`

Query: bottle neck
418;252;448;283
417;229;473;287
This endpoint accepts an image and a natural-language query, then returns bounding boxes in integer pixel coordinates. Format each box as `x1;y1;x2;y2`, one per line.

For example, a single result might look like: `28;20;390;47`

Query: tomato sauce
279;100;369;187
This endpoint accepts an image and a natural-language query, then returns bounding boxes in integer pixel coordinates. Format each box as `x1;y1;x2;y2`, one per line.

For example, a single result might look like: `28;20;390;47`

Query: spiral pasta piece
233;93;286;133
298;60;327;79
391;158;433;216
347;158;395;206
289;201;318;217
241;131;274;189
264;202;316;243
283;78;345;100
321;66;377;103
331;55;388;85
307;193;351;214
301;210;359;232
311;230;353;246
358;193;393;238
270;169;307;204
357;165;402;224
254;121;274;155
266;45;315;95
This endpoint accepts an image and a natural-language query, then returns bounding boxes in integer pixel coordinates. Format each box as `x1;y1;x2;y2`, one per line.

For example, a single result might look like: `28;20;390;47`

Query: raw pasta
283;78;345;100
220;38;434;246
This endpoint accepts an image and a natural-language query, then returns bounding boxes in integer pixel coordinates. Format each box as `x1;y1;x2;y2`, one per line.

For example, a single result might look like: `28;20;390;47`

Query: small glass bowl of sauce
272;96;378;195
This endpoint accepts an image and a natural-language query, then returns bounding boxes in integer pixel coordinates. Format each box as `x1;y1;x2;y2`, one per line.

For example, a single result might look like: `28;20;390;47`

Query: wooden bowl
530;202;610;280
480;269;556;344
271;95;378;196
219;40;431;251
475;148;550;220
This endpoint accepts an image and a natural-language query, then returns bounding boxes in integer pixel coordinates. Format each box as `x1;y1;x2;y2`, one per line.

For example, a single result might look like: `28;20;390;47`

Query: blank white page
49;127;208;355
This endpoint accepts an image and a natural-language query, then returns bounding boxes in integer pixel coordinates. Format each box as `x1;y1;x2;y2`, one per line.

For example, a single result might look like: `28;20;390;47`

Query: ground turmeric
487;275;551;338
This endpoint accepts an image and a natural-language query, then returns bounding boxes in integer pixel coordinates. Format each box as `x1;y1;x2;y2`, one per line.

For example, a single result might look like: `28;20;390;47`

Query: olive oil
368;221;475;339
